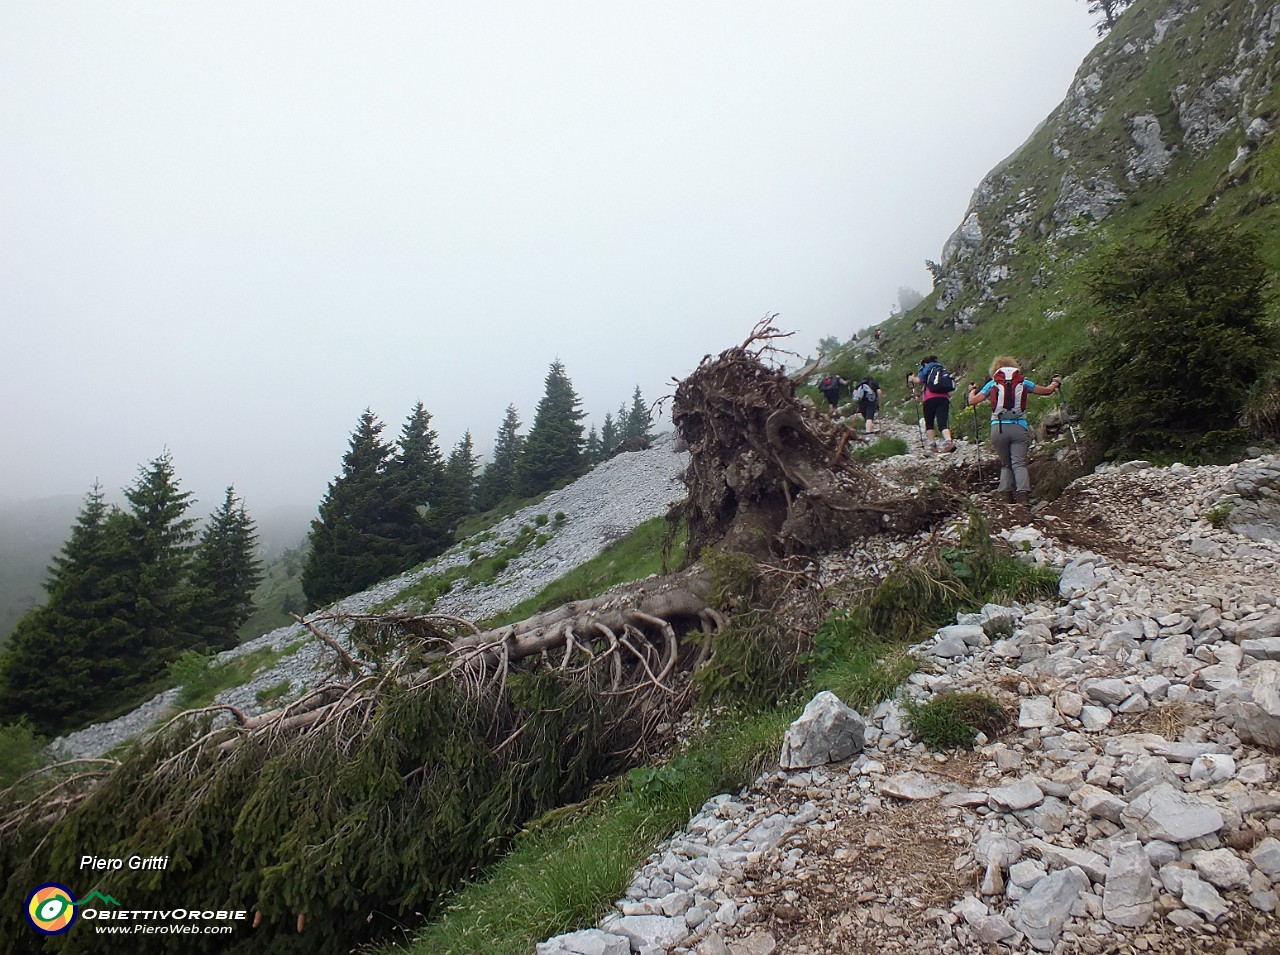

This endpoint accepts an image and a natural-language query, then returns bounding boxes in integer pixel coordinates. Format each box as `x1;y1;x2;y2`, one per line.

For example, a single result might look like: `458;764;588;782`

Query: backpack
990;368;1028;419
821;375;836;392
922;362;955;393
853;382;876;404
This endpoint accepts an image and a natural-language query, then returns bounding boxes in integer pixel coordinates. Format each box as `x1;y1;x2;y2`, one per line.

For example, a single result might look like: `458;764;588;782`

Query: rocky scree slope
535;446;1280;955
52;433;690;760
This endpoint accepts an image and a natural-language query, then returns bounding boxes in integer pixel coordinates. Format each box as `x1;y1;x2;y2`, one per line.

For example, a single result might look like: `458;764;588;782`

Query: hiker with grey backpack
966;355;1062;506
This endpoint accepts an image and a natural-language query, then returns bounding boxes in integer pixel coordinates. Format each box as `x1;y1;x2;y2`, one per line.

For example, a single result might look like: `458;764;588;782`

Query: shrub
904;692;1010;750
0;720;48;787
1242;364;1280;440
1074;206;1280;457
694;610;806;710
1203;501;1236;528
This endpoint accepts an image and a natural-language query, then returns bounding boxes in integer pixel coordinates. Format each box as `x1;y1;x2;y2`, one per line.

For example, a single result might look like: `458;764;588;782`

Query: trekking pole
1055;375;1085;466
907;375;926;451
970;399;983;485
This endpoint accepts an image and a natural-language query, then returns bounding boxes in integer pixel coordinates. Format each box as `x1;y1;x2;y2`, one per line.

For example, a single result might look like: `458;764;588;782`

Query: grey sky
2;2;1098;515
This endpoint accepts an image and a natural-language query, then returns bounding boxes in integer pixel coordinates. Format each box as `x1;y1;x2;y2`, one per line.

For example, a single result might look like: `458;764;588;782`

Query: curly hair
989;355;1020;378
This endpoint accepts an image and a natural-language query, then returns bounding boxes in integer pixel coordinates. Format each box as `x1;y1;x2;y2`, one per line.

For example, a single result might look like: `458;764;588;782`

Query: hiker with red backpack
908;356;956;453
966;355;1062;506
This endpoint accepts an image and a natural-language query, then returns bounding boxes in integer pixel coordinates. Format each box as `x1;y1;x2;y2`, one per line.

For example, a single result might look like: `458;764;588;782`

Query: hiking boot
1015;490;1031;507
938;441;956;454
1003;490;1016;505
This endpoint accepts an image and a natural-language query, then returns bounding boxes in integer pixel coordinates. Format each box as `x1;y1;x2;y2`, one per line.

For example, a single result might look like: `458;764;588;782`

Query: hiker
817;373;847;417
874;327;882;341
908;356;956;453
966;356;1062;506
852;376;883;434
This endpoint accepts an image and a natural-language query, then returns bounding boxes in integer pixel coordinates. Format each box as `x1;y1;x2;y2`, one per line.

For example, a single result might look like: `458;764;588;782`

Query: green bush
904;692;1010;750
1242;364;1280;441
694;610;806;710
0;720;48;787
1074;206;1280;457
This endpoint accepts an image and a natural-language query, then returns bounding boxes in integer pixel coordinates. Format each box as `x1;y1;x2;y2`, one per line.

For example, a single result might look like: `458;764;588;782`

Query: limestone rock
1121;783;1224;843
1013;866;1090;952
779;691;866;770
1103;837;1154;928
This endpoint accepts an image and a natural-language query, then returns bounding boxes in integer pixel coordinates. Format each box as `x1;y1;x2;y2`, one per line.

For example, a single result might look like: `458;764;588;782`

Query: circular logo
26;883;77;935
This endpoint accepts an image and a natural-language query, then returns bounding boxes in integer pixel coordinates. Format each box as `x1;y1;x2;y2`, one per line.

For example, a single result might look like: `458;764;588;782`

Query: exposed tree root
670;315;956;558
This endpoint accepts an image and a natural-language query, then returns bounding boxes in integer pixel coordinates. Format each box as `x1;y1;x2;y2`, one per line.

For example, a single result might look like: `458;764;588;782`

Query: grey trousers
990;422;1031;492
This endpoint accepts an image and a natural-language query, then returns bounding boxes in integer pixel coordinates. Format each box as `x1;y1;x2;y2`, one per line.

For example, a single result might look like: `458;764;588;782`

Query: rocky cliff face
928;0;1280;331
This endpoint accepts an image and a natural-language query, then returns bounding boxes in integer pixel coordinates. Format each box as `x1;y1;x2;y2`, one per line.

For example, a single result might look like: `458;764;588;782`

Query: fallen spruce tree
0;319;956;954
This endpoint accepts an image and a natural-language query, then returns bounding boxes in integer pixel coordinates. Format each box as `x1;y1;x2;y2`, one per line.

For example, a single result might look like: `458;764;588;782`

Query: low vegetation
852;435;909;462
167;642;303;709
904;691;1012;750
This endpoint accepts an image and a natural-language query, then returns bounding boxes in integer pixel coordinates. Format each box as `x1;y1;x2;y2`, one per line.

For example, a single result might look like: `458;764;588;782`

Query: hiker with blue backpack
966;355;1062;506
908;356;956;453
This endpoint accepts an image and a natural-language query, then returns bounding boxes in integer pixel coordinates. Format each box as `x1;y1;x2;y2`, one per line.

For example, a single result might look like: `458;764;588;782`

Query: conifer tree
1076;207;1280;455
303;411;417;608
600;412;618;457
1081;0;1133;35
438;432;478;533
0;485;137;733
622;385;651;441
476;405;523;510
120;451;198;666
187;486;263;652
517;361;587;496
584;424;602;464
392;402;451;559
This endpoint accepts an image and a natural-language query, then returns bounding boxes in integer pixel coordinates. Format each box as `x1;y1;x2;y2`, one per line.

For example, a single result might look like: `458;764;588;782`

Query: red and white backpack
990;367;1028;420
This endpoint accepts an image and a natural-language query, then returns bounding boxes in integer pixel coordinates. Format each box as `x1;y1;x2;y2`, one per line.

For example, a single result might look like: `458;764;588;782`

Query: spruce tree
1076;207;1280;455
187;487;263;652
438;432;478;533
120;451;198;667
584;424;602;464
622;385;651;440
0;485;138;733
303;411;418;608
392;402;451;560
476;405;523;510
517;361;587;496
601;412;618;457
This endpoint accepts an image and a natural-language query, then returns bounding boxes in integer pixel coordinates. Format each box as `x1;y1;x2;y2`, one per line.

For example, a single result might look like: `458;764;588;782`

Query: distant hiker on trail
818;373;847;417
852;376;883;434
966;355;1062;506
874;327;882;341
908;356;956;453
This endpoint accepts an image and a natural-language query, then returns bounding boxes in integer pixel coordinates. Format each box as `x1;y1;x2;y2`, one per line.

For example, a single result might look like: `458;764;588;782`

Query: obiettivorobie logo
25;884;120;935
25;884;249;937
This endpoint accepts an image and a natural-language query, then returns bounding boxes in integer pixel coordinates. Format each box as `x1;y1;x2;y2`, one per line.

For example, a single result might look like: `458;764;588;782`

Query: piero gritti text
81;854;169;871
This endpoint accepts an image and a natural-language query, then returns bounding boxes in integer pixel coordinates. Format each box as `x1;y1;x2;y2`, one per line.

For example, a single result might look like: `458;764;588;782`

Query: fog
1;2;1099;515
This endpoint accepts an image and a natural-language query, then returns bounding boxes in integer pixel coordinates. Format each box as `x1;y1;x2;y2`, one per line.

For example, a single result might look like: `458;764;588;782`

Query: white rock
1103;837;1154;928
1019;697;1063;730
1187;848;1250;890
989;780;1045;812
1121;783;1224;843
779;691;866;770
1252;837;1280;877
1180;873;1230;921
1189;753;1236;783
537;930;632;955
1013;866;1090;952
880;772;942;801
